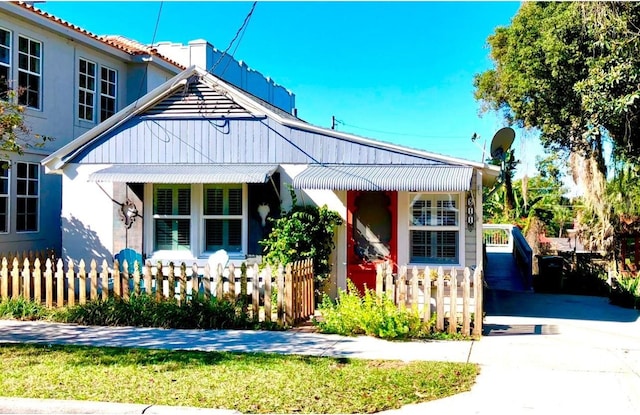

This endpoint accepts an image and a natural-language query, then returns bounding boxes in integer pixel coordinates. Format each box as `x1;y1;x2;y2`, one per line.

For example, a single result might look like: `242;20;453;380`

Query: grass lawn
0;343;478;414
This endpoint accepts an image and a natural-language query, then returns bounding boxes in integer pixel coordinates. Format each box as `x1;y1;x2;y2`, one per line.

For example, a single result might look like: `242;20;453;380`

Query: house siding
71;117;444;166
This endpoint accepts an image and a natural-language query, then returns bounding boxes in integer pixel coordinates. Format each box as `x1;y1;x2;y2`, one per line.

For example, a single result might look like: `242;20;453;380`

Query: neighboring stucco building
0;1;183;254
0;1;295;257
43;66;500;296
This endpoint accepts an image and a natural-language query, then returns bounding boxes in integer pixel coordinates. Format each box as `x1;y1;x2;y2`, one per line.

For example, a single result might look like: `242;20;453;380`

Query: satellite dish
490;127;515;160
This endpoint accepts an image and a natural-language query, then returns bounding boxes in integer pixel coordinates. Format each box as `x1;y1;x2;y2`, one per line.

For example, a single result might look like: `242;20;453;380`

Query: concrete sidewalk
0;291;639;414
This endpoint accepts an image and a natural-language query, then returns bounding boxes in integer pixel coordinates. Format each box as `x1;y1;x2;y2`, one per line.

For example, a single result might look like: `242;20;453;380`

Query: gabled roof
42;65;500;183
7;1;185;70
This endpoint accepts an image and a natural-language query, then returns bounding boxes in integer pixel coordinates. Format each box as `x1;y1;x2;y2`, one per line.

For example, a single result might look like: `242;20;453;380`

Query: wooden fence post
473;266;483;337
113;260;121;300
375;263;384;296
251;264;259;322
462;267;471;336
101;260;109;301
144;261;153;296
436;266;445;332
11;257;19;299
411;266;419;309
167;263;175;301
202;262;210;301
45;258;53;308
423;266;432;323
264;265;272;323
121;260;129;301
78;259;86;305
156;261;165;302
133;261;141;296
228;263;236;301
178;263;186;304
240;262;248;315
385;261;394;298
277;264;284;327
33;258;42;304
1;258;7;300
56;259;65;307
192;263;200;301
397;265;407;309
449;268;458;335
90;259;98;301
66;259;75;307
215;264;224;300
22;259;31;301
285;263;293;326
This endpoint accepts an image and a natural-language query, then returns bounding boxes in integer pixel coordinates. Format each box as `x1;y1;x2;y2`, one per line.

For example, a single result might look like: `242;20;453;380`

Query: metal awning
88;164;278;183
292;165;474;192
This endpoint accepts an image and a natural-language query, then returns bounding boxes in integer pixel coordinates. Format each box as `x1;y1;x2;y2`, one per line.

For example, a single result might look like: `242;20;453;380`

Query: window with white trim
409;193;460;264
203;184;242;253
0;162;8;233
78;58;96;121
0;28;10;96
153;185;191;251
16;162;38;232
100;66;116;121
17;36;41;110
78;59;117;123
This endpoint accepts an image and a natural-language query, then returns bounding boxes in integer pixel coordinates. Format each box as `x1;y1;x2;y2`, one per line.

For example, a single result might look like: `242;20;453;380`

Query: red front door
347;191;397;295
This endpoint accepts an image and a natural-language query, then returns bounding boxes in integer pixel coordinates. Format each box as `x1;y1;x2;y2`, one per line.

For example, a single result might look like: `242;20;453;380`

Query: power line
335;120;472;140
134;1;164;109
208;1;257;75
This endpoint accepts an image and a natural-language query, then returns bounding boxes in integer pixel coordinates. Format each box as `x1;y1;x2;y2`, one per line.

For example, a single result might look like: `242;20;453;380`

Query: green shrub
0;297;49;320
610;275;640;309
57;294;253;330
315;280;432;340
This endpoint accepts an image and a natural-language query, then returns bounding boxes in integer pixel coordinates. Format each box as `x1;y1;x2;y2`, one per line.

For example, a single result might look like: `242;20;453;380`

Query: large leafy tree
474;2;640;253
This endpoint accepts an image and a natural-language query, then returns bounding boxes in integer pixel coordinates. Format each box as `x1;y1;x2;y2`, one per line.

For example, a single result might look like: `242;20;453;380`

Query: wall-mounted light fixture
257;203;270;227
119;199;138;229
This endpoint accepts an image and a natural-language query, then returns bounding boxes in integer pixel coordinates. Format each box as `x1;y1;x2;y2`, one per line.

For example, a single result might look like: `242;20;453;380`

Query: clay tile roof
12;1;185;70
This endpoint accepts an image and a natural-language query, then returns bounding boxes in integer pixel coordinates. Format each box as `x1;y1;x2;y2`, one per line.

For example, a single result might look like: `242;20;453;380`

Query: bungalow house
42;66;499;296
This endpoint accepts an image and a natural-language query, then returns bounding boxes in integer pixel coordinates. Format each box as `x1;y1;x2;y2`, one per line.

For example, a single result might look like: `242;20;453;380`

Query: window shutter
228;188;242;215
155;188;172;215
177;188;191;215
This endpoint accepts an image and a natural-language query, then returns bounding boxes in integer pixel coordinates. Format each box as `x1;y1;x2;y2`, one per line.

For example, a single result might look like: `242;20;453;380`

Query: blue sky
39;1;542;176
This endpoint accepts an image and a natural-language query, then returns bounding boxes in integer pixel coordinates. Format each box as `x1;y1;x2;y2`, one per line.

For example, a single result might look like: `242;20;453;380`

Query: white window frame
202;184;243;254
78;58;96;122
99;65;117;122
0;27;11;95
0;161;9;234
408;192;462;265
15;161;39;233
17;35;41;110
144;183;248;260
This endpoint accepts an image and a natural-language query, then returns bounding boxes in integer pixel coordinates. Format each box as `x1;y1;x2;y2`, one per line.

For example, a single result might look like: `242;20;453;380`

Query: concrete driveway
384;290;640;414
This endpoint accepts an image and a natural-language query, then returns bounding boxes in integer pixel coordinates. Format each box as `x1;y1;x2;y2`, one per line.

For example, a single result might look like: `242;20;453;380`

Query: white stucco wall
61;164;115;264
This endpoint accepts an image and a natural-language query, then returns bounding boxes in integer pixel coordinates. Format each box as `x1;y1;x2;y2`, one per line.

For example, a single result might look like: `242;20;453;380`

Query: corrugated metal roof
292;165;473;191
88;164;278;183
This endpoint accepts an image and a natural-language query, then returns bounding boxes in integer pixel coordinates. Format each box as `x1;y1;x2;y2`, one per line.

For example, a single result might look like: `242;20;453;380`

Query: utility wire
220;9;253;77
336;120;474;140
208;1;257;75
134;1;164;109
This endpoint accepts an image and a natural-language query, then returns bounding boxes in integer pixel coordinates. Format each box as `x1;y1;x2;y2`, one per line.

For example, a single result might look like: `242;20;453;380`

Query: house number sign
466;194;475;230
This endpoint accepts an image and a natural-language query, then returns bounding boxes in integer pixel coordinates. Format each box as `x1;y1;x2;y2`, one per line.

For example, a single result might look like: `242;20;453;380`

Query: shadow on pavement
484;288;640;323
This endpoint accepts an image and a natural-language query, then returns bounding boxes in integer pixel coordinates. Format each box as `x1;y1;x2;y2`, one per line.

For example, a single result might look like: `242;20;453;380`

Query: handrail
511;226;533;289
483;224;533;289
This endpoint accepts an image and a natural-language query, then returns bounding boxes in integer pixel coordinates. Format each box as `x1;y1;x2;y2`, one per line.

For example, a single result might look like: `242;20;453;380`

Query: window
0;28;10;96
203;184;242;252
17;36;41;109
100;66;116;121
153;185;191;251
0;162;8;233
78;58;117;123
409;193;460;264
16;162;38;232
78;58;96;121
